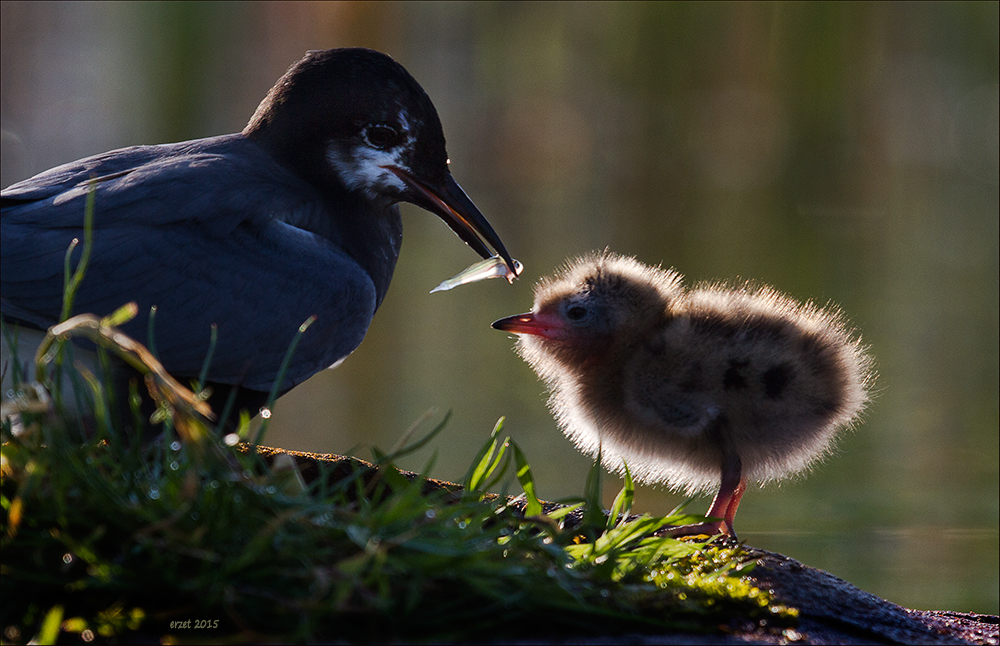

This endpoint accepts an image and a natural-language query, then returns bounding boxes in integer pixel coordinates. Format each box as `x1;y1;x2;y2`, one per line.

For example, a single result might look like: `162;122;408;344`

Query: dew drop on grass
169;461;179;470
783;629;802;641
170;441;181;452
148;486;160;500
62;553;73;564
425;509;437;519
223;433;239;446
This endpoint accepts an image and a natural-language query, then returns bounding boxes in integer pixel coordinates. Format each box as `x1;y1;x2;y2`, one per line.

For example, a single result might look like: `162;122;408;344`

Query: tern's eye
362;124;400;150
566;305;588;321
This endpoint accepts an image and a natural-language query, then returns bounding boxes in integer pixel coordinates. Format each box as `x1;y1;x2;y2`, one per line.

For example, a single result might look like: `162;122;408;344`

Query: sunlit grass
0;340;797;644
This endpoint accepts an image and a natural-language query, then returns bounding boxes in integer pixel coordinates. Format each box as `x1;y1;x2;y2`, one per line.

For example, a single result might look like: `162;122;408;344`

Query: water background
2;1;996;615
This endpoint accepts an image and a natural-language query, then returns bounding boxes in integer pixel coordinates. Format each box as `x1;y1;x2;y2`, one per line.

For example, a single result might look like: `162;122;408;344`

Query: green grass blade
383;409;452;463
35;605;64;646
146;304;158;358
464;417;508;493
512;441;542;517
196;323;218;393
608;461;635;530
582;450;607;532
252;315;317;446
59;182;96;323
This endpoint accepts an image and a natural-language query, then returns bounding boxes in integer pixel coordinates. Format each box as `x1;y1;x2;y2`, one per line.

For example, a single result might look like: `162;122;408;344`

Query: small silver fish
430;255;523;293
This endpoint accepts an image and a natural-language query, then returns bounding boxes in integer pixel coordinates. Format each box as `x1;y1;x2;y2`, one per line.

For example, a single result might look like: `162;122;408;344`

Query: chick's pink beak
491;311;565;339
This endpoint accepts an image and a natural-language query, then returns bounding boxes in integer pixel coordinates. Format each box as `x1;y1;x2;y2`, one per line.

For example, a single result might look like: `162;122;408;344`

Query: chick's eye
363;125;399;150
566;305;589;321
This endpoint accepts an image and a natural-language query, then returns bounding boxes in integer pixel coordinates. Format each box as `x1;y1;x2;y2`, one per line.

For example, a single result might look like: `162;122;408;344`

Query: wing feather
2;134;377;392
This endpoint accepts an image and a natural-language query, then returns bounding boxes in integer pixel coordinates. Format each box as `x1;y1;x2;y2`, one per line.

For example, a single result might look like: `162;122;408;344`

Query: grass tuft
1;349;797;643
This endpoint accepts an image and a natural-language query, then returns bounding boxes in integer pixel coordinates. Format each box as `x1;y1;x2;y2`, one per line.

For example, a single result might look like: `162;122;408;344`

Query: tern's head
244;47;514;271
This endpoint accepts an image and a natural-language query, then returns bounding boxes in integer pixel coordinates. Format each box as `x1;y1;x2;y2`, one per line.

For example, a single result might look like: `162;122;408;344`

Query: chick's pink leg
723;476;748;531
660;453;745;539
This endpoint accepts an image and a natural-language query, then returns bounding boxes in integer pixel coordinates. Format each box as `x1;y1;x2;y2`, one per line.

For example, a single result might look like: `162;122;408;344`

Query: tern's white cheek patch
326;143;409;198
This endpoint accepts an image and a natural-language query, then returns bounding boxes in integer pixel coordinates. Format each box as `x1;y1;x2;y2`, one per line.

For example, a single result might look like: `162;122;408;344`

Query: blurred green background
2;1;997;615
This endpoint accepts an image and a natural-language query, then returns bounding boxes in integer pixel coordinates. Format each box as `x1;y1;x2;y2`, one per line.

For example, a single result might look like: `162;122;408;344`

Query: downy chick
493;252;873;537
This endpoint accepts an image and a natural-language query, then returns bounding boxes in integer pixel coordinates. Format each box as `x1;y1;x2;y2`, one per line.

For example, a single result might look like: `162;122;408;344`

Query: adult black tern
1;47;516;423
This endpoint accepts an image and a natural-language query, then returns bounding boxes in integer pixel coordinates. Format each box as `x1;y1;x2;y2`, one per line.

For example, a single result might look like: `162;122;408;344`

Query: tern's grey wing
1;134;315;331
1;134;377;391
1;135;296;232
112;218;377;391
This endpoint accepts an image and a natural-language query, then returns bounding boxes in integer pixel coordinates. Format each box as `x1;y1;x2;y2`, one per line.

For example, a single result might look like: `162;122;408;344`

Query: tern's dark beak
388;167;516;274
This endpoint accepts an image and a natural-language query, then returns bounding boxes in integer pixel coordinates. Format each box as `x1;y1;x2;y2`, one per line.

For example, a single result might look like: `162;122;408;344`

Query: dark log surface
251;445;999;646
